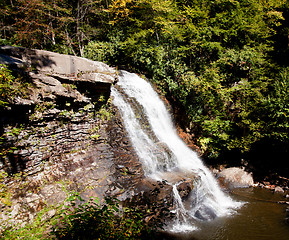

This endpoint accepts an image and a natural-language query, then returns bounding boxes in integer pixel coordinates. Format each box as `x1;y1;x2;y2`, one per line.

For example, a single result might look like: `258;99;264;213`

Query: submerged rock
194;206;217;221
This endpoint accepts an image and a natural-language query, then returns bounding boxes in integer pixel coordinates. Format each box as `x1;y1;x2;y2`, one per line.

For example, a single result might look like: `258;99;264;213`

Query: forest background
1;0;289;178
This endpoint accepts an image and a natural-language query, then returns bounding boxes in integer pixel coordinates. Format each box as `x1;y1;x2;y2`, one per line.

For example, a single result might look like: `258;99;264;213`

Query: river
162;187;289;240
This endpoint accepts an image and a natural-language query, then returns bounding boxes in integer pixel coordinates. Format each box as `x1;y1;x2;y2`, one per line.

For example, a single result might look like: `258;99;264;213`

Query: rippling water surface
163;187;289;240
112;71;288;239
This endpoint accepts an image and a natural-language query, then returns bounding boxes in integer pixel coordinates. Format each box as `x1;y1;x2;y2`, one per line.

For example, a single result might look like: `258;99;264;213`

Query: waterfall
111;71;242;232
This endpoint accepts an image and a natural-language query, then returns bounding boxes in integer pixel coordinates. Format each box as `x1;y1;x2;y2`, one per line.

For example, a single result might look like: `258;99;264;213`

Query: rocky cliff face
0;46;196;229
0;46;123;225
0;46;178;229
0;45;116;172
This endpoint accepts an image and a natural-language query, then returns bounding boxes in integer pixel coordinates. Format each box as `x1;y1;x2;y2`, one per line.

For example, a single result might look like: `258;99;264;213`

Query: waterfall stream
111;71;242;232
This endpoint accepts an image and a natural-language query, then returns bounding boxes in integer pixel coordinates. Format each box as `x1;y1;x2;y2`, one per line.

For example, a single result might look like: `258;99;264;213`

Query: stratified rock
0;46;121;228
0;46;118;127
0;45;117;105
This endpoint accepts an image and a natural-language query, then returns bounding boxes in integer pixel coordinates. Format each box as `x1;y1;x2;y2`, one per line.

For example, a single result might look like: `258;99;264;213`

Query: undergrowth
0;191;157;240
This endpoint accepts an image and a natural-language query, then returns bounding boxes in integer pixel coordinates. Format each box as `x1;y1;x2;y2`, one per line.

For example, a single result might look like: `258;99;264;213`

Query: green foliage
53;193;153;240
261;67;289;142
1;190;156;240
0;170;11;206
94;0;288;160
95;97;113;121
83;41;119;64
1;206;59;240
0;126;24;169
0;64;31;108
0;0;111;55
1;0;289;163
0;64;16;107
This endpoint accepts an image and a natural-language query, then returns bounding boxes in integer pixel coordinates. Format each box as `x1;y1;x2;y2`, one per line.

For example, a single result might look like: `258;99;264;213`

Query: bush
1;191;157;240
53;193;156;240
0;64;30;108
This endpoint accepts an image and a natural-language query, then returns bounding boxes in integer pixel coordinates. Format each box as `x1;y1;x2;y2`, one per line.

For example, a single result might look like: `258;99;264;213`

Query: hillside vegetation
1;0;289;176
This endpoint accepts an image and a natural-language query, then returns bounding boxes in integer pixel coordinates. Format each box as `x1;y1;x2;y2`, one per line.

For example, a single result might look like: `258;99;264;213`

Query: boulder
134;178;174;207
0;46;118;125
0;45;117;103
176;180;194;200
217;167;254;189
274;186;285;193
157;171;197;200
194;205;217;221
0;46;116;81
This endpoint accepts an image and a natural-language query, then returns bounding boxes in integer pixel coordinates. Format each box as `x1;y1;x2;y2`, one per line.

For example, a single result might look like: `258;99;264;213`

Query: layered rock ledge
0;47;181;229
0;46;122;226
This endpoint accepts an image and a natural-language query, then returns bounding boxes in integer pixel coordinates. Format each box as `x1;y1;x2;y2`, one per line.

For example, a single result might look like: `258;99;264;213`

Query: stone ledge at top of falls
0;45;116;78
0;45;118;111
0;45;117;88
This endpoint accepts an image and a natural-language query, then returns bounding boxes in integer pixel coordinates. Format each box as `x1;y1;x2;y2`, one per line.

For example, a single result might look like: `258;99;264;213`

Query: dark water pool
162;187;289;240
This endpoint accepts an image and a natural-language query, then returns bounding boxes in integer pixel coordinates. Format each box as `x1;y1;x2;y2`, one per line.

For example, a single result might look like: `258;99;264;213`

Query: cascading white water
111;71;242;231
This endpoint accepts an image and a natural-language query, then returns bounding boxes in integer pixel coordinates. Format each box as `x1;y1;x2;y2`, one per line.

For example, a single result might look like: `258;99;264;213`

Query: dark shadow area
270;6;289;66
0;54;25;67
204;149;243;169
204;139;289;186
52;74;112;110
0;45;57;174
5;154;27;175
75;81;111;108
0;45;56;72
0;104;33;133
246;138;289;183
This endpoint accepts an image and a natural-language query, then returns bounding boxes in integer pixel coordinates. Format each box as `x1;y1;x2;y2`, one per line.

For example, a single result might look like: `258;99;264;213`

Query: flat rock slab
0;46;117;84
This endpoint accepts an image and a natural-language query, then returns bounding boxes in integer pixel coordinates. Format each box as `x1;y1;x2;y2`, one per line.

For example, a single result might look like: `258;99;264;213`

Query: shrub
0;64;30;108
53;193;156;240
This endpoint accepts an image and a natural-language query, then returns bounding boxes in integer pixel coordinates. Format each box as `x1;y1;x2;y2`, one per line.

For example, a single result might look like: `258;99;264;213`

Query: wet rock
125;178;174;225
194;206;217;221
177;180;194;200
135;178;174;206
263;183;277;191
285;208;289;224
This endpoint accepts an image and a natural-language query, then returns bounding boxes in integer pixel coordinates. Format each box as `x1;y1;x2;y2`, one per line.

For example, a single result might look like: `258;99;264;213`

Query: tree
0;0;110;55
